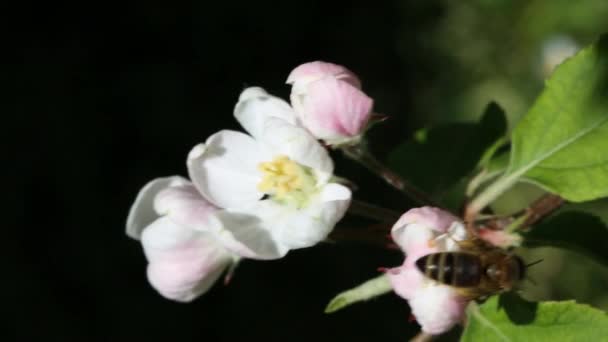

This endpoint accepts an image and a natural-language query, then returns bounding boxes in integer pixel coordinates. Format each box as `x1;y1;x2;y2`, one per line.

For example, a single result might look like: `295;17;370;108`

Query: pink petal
388;243;439;300
154;183;219;231
408;285;467;334
387;264;424;300
286;61;361;89
146;242;230;302
142;217;232;302
301;77;373;140
478;228;522;248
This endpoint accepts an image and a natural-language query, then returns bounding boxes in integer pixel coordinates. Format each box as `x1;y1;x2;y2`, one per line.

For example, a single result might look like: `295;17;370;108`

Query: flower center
257;155;316;206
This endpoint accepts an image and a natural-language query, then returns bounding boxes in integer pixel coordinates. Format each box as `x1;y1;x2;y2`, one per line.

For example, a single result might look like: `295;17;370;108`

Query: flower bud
478;228;522;249
287;61;373;146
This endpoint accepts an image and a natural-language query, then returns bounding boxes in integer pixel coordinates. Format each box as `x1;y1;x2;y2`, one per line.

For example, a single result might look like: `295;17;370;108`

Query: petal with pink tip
141;217;233;302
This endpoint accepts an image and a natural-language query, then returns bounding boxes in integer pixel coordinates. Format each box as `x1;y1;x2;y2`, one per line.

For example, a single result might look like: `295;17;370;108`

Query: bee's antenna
525;259;544;268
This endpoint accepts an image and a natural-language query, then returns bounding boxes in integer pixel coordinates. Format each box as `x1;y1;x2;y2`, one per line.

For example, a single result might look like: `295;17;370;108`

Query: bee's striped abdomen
415;252;482;287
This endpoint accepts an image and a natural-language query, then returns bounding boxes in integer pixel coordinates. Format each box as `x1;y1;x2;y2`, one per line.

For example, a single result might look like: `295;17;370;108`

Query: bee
414;237;526;300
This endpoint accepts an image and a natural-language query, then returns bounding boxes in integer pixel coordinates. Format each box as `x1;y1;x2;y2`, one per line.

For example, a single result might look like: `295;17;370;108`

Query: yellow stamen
257;155;313;202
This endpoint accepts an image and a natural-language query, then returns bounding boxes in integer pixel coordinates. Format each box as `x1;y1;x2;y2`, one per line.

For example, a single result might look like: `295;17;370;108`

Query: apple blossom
186;87;352;260
386;207;469;335
126;176;236;302
287;61;374;146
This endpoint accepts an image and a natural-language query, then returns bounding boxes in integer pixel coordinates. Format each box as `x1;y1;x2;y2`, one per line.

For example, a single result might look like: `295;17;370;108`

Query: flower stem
465;173;519;222
341;143;440;208
521;194;564;228
348;199;401;223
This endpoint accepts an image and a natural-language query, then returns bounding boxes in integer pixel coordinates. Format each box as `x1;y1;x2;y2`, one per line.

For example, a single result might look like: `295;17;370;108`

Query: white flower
187;87;352;259
126;176;236;302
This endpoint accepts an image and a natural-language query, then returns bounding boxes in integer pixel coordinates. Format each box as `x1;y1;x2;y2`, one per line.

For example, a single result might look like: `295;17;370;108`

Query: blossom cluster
126;61;374;301
126;61;490;338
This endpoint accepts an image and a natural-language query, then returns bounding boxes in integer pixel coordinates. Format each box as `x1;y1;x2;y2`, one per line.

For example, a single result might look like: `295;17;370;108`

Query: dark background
12;1;430;341
11;1;608;341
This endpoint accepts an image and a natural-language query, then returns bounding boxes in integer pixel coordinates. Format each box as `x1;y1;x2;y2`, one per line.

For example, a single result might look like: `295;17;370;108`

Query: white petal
259;118;333;184
257;183;351;251
392;223;435;254
204;185;349;260
234;87;298;140
282;184;350;248
214;206;289;260
126;176;189;239
141;217;233;302
187;130;270;209
319;183;352;202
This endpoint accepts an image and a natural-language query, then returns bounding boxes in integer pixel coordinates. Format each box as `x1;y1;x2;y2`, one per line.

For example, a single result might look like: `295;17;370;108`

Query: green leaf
462;293;608;341
388;102;507;205
523;211;608;267
470;35;608;213
512;36;608;202
324;274;392;313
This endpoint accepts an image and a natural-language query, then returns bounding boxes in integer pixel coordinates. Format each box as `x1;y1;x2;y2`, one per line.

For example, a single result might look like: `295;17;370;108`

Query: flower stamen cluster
257;155;316;205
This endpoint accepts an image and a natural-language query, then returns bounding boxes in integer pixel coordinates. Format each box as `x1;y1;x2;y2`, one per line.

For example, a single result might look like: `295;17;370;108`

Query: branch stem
341;143;440;208
348;199;401;223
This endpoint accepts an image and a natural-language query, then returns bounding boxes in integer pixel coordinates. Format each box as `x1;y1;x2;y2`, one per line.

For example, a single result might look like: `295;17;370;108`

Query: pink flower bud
387;207;468;335
478;228;522;249
287;61;362;89
287;61;373;145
